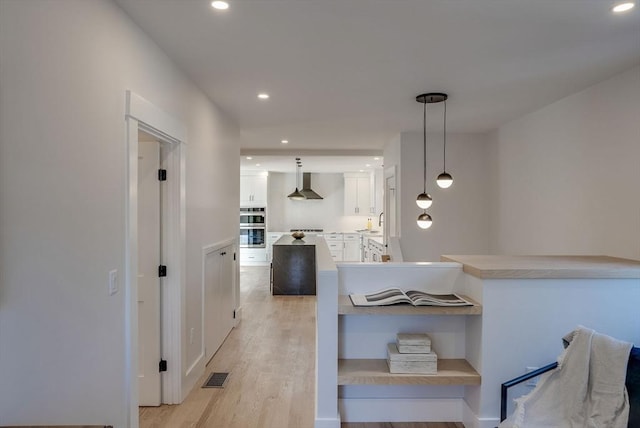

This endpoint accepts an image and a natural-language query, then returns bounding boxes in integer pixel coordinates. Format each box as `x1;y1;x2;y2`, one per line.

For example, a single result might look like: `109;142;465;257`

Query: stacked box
387;333;437;374
386;343;437;374
396;333;431;354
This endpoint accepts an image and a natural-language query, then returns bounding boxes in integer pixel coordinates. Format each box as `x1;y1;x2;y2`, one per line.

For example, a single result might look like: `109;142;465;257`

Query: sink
356;229;380;234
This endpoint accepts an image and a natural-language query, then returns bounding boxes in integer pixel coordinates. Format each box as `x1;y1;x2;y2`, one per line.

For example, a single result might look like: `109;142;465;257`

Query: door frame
384;165;398;243
125;91;187;427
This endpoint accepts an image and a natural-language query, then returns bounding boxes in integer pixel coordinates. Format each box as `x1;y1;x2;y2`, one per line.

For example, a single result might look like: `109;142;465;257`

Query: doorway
126;91;187;427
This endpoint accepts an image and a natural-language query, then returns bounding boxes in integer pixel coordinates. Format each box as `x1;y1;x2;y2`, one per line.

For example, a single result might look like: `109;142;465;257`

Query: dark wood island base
271;235;317;295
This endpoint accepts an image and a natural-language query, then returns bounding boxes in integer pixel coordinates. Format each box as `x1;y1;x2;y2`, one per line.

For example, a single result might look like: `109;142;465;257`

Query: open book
349;287;473;307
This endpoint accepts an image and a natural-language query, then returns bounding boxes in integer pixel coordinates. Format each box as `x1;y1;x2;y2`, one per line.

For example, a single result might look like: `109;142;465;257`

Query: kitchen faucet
378;212;383;227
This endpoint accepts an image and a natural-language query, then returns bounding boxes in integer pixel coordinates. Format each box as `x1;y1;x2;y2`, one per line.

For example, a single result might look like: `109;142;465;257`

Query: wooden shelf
338;358;481;386
338;295;482;315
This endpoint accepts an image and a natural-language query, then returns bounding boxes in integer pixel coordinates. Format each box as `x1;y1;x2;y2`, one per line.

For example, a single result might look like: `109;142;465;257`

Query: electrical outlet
526;366;539;387
109;269;118;295
190;327;195;345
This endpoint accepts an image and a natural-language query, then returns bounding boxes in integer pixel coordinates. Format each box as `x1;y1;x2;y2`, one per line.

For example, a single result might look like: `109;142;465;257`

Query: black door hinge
159;265;167;277
233;252;236;261
233;309;236;319
158;169;167;181
159;359;167;372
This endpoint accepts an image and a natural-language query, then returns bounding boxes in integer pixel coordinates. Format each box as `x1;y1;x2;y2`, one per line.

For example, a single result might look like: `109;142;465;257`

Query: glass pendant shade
417;212;433;229
436;172;453;189
416;192;433;209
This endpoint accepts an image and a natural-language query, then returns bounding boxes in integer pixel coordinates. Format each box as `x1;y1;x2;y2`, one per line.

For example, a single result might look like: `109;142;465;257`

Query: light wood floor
139;266;464;428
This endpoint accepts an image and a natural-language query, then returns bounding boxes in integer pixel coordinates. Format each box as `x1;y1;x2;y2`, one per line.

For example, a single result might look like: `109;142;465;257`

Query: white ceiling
116;0;639;169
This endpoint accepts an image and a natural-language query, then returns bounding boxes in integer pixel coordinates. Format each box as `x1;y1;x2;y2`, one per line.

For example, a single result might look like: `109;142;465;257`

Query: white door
137;138;162;406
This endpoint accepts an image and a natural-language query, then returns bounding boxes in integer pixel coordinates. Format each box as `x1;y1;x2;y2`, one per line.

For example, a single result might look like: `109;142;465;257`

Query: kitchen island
272;235;317;295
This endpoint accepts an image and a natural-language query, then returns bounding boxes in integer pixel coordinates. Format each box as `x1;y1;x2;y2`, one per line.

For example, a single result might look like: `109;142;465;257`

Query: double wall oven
239;207;266;248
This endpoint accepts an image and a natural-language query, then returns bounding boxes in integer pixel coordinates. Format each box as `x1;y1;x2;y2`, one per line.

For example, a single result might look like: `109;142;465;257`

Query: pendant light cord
443;99;447;171
423;100;427;193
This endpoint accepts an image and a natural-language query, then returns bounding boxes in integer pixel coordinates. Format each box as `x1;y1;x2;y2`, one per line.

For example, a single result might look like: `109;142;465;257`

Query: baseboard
234;306;242;327
462;402;500;428
339;398;463;422
182;351;205;400
314;415;341;428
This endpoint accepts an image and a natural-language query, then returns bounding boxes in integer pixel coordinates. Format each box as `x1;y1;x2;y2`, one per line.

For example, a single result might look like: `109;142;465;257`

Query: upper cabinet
344;172;374;216
240;173;268;207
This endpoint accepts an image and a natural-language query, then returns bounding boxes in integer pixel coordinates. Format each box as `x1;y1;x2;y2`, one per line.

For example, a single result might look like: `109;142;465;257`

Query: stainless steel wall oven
239;207;266;248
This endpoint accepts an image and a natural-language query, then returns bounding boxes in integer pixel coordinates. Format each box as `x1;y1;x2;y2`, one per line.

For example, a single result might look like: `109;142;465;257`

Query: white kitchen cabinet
344;172;373;216
343;233;361;262
323;233;344;262
362;241;370;262
368;238;385;262
239;247;267;265
240;173;268;207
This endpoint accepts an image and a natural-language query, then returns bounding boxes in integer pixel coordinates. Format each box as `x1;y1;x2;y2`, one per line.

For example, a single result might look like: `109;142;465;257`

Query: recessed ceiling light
281;140;289;144
374;157;380;160
211;1;229;10
246;156;252;160
359;169;364;172
365;164;371;167
257;93;270;99
612;2;635;12
256;163;261;167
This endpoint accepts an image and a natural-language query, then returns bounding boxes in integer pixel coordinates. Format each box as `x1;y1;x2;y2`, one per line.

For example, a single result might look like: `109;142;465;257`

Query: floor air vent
202;372;229;388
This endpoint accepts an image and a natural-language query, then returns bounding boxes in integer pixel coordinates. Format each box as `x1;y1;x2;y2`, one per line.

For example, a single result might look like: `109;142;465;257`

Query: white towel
499;326;632;428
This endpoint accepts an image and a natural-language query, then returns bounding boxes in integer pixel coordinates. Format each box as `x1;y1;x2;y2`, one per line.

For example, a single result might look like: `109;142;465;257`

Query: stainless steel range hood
299;172;323;200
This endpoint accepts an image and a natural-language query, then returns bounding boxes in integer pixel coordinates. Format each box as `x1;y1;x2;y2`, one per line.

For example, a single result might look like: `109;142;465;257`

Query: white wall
0;1;239;426
489;66;640;260
385;132;492;262
267;172;380;232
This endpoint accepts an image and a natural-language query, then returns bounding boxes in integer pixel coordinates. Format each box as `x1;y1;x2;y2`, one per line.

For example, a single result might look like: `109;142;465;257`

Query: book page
405;290;471;306
349;287;411;306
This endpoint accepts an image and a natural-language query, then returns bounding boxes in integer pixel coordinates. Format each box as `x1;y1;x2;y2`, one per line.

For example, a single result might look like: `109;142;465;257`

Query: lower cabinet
204;244;236;364
368;239;385;262
239;247;267;265
323;233;344;262
343;233;361;262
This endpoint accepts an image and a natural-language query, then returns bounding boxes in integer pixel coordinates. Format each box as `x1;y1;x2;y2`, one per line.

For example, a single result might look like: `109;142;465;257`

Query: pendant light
417;212;433;229
287;158;305;200
436;97;454;189
415;94;433;210
415;93;446;229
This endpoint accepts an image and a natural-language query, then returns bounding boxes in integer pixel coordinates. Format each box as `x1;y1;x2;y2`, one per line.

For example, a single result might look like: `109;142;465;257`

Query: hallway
140;266;463;428
140;266;316;427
